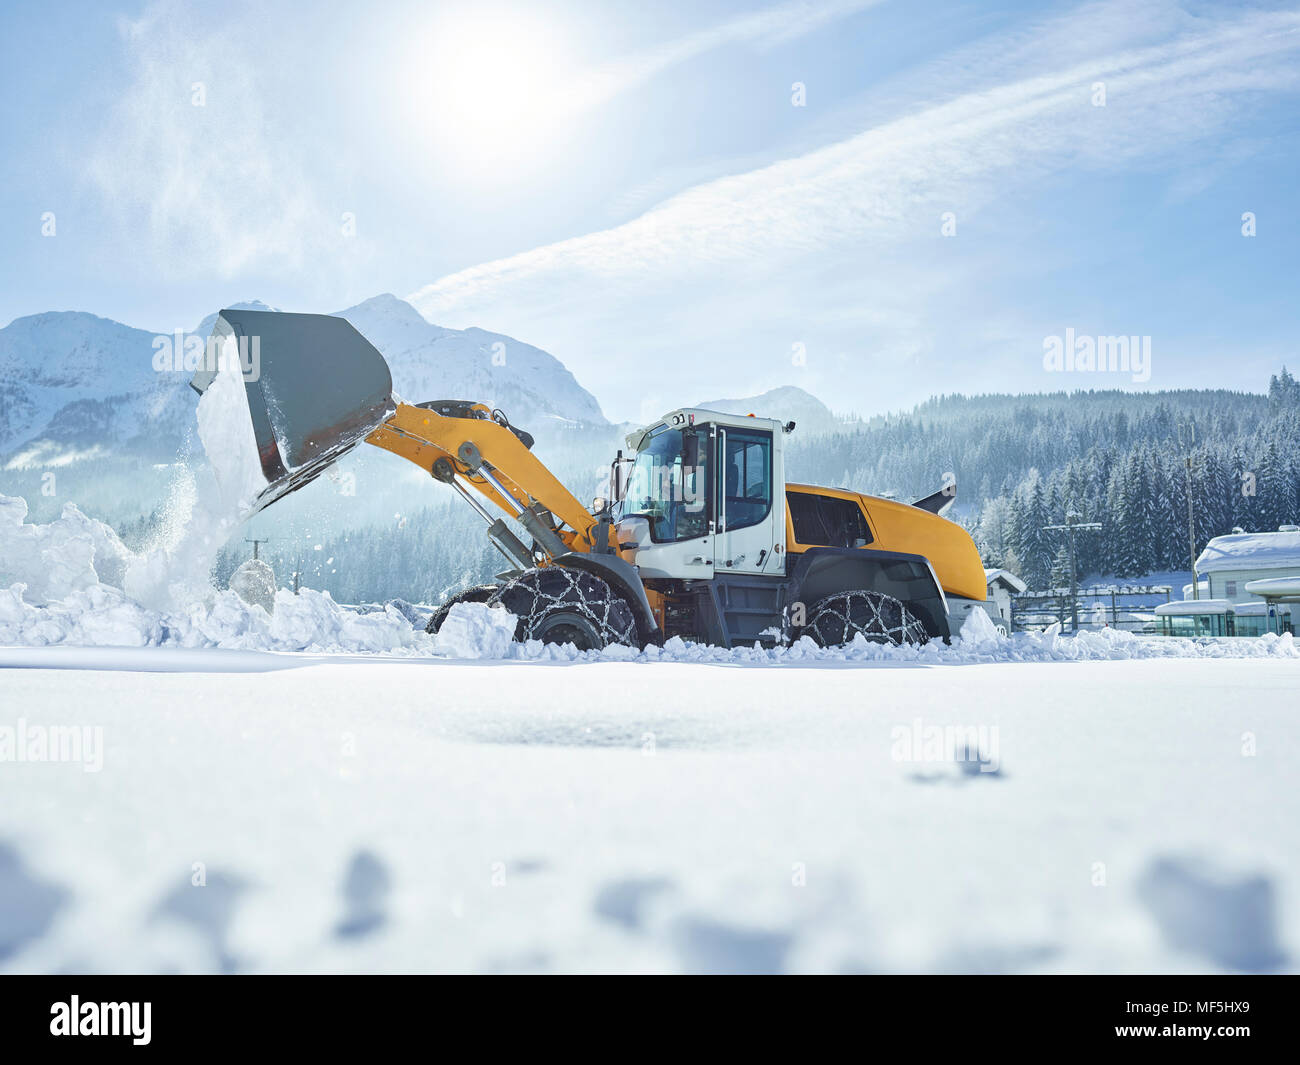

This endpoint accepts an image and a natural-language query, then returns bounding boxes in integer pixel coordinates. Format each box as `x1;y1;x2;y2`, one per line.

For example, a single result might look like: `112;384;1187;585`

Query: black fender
554;552;662;646
787;547;951;642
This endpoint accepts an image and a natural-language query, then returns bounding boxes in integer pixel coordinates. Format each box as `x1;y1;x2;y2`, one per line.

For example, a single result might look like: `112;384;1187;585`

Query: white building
946;568;1027;635
1155;526;1299;636
983;568;1027;628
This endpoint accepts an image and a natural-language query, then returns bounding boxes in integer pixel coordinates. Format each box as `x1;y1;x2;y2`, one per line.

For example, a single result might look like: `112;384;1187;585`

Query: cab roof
626;408;786;450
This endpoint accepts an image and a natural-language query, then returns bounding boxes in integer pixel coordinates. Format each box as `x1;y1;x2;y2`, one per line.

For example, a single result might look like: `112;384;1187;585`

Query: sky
2;0;1298;423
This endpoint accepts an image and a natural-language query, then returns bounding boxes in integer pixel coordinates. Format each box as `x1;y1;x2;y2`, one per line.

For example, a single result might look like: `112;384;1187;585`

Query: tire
489;567;638;650
801;590;929;647
426;584;499;634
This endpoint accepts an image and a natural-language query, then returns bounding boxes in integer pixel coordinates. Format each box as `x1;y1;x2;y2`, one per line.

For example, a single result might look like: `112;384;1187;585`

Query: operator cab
612;409;789;580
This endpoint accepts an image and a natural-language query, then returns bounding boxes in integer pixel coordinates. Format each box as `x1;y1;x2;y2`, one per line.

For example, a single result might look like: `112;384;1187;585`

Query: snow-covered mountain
336;295;606;427
0;295;607;466
697;385;847;436
0;311;195;466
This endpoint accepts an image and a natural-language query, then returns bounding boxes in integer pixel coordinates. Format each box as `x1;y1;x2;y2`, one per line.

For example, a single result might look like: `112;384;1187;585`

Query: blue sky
2;0;1298;422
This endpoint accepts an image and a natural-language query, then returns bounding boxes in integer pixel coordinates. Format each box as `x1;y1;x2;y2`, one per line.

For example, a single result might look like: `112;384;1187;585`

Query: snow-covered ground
1;645;1296;974
3;486;1299;973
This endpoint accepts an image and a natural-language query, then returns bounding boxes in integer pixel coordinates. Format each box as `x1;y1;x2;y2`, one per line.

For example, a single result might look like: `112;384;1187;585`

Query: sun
400;6;578;170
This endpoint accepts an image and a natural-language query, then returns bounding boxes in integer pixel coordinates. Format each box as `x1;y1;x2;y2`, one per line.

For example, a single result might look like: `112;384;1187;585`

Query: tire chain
489;567;638;647
803;590;929;646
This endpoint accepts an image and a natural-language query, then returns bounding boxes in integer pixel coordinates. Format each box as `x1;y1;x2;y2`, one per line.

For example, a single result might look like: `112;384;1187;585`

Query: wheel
801;590;929;647
426;584;499;634
489;567;638;650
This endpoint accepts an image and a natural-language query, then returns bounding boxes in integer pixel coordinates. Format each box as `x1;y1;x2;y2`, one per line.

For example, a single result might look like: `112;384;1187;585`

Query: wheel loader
193;309;989;649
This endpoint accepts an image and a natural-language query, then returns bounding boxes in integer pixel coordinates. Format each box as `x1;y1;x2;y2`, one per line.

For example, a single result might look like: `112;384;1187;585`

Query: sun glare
400;7;578;170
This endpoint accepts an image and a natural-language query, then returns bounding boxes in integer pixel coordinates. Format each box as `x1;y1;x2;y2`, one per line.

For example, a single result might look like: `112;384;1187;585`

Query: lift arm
366;402;600;564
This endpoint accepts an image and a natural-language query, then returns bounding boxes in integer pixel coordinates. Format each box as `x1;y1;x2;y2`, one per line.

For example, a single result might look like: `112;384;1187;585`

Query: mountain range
0;295;837;467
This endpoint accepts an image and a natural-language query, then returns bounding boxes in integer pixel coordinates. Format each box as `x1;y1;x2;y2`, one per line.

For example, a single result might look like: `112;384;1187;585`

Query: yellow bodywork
366;402;597;552
361;404;984;603
785;484;986;601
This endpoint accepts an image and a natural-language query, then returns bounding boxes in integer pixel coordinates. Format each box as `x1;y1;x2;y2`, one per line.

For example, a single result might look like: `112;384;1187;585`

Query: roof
983;568;1028;593
1154;598;1293;616
1231;600;1292;616
1244;576;1300;600
1195;529;1300;574
1155;599;1234;616
625;409;785;450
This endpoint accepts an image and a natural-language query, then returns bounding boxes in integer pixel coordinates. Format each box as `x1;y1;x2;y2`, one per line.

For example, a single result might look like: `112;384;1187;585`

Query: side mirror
682;429;700;471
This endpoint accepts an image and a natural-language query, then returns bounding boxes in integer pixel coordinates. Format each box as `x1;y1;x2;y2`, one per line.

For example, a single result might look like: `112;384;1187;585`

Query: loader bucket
191;309;396;515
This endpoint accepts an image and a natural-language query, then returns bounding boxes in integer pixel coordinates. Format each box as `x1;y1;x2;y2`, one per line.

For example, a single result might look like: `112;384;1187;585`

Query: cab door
714;425;784;576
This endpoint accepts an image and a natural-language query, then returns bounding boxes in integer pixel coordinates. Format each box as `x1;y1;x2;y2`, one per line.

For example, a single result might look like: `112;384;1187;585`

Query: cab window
720;428;772;531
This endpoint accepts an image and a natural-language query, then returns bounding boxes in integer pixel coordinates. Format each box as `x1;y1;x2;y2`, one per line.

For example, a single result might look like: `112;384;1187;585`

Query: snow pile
431;602;517;659
0;337;435;654
0;581;422;654
0;494;424;654
0;496;132;605
957;604;1002;652
480;621;1299;665
229;559;276;614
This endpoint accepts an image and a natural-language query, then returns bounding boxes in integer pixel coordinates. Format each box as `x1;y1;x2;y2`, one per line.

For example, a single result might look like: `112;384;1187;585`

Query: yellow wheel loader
195;309;989;650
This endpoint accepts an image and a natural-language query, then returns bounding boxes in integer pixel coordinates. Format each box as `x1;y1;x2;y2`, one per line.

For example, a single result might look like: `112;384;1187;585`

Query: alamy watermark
1043;328;1151;383
0;718;103;772
151;330;261;382
891;718;1000;774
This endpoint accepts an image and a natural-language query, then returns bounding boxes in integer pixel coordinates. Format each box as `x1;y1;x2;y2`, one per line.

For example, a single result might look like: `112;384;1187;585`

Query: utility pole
245;536;270;562
1184;424;1199;600
1044;510;1102;634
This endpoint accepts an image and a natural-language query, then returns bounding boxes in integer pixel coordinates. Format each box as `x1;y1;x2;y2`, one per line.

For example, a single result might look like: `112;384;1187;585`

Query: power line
1043;511;1102;634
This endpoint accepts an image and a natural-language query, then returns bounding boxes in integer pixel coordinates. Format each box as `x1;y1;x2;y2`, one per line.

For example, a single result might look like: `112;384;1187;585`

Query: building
983;568;1027;631
945;568;1027;635
1155;526;1299;636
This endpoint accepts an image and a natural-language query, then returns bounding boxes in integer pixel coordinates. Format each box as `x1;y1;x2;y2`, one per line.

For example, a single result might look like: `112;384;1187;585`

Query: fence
1010;585;1173;634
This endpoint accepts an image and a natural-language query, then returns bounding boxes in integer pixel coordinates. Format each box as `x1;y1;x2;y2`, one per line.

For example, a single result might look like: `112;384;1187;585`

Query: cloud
407;2;1300;416
81;0;877;288
83;1;338;279
559;0;886;116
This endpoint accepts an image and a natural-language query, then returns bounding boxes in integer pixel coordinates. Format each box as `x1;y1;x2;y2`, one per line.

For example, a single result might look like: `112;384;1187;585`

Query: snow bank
0;494;424;654
431;602;516;659
4;492;1296;663
0;581;422;654
0;496;132;605
0;341;433;654
496;619;1299;666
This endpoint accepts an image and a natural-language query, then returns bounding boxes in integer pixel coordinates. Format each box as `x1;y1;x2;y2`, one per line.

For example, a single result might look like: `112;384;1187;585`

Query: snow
1197;529;1300;573
956;601;1002;651
1;653;1296;974
4;490;1298;664
193;334;267;519
0;493;423;654
1155;598;1234;615
1245;576;1300;599
431;602;516;659
0;495;132;605
983;567;1027;593
228;559;277;614
3;492;1300;972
